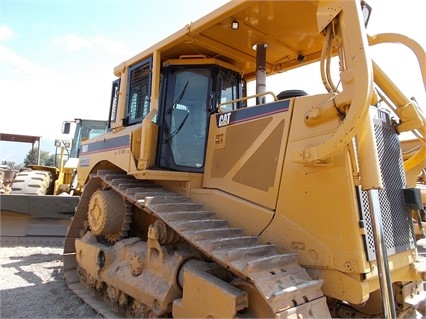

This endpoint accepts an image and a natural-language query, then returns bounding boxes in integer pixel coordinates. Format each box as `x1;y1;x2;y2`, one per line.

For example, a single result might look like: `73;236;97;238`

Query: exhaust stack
255;43;267;105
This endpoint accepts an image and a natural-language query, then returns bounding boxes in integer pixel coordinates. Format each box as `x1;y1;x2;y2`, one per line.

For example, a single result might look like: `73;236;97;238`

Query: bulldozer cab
157;60;244;172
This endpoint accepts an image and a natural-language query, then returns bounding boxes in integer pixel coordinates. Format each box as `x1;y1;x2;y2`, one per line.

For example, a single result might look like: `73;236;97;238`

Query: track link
64;170;328;317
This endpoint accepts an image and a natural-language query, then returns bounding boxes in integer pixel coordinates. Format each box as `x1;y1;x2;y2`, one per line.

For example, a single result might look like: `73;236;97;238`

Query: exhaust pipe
255;43;267;105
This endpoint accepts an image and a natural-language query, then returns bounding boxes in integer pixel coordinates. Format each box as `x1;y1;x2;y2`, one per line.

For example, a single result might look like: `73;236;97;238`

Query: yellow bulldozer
63;0;426;317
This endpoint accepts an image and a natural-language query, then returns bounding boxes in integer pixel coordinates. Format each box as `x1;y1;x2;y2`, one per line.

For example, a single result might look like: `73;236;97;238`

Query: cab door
157;66;212;172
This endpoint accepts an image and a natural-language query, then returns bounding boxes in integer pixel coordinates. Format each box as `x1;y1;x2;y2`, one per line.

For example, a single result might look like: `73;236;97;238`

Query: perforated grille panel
126;58;152;125
358;112;415;261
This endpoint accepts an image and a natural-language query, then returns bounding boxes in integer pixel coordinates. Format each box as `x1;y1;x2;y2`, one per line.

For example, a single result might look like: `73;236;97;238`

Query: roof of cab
115;0;326;80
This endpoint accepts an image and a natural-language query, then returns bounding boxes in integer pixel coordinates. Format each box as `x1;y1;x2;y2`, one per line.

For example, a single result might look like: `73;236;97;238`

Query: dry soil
0;243;102;318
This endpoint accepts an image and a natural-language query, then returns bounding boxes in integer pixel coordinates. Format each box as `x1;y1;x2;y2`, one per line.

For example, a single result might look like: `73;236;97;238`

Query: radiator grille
358;112;415;261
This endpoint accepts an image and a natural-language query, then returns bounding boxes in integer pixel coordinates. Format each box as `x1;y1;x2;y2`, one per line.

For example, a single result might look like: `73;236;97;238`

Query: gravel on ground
0;243;102;319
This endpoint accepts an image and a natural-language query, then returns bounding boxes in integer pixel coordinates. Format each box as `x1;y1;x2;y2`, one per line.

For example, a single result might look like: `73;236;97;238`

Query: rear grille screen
358;113;415;261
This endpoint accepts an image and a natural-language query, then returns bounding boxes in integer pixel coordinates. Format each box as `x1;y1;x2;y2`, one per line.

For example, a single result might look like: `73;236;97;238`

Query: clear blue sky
1;0;425;163
0;1;229;139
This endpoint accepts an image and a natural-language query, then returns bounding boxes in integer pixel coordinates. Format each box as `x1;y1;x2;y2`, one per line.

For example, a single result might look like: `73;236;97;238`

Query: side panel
261;93;367;273
204;100;292;210
77;127;139;185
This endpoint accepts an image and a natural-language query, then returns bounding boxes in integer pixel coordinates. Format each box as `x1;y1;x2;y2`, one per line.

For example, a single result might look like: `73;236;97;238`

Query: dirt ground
0;242;102;318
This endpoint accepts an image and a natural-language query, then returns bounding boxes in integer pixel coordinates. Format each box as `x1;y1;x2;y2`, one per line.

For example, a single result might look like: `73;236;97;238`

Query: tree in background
23;147;56;167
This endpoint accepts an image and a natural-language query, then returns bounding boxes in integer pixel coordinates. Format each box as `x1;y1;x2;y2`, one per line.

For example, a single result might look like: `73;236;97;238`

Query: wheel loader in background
59;118;109;195
0;119;107;245
63;0;426;317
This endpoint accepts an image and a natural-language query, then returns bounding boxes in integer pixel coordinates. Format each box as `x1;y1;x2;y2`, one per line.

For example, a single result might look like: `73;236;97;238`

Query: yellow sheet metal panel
262;93;367;273
204;99;292;209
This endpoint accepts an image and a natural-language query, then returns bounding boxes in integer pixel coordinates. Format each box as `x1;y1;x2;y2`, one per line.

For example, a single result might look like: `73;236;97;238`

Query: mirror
62;121;71;134
361;1;372;27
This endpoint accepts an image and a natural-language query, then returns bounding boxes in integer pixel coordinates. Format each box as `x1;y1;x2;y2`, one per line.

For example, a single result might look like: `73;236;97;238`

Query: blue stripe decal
81;135;130;155
216;100;290;128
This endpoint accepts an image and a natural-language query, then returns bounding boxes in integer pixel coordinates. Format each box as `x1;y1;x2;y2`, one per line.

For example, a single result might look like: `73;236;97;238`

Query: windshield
71;120;107;157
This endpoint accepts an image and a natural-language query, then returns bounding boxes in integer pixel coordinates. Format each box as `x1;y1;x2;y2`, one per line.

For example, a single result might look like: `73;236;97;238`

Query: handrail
217;91;277;113
368;33;426;90
368;33;425;186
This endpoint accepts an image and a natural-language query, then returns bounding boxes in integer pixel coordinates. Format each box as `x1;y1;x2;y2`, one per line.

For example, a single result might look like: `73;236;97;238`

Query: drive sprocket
87;189;131;243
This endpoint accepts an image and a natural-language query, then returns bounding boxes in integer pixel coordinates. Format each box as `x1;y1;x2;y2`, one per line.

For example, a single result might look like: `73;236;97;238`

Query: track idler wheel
87;189;128;243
